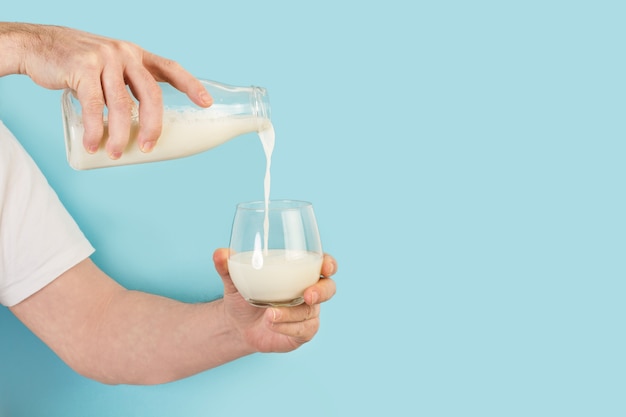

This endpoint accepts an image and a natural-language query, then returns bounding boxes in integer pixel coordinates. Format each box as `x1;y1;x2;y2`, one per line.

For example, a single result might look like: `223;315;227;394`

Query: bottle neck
251;86;271;130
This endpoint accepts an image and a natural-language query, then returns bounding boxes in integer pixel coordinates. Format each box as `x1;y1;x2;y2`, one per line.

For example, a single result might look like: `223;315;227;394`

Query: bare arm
9;249;337;385
0;22;212;157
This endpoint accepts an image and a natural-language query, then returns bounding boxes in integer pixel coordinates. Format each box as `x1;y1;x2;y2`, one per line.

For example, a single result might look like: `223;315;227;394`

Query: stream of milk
258;124;275;253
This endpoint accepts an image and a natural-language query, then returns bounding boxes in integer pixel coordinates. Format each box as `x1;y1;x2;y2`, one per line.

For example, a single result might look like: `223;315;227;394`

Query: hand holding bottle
0;22;212;158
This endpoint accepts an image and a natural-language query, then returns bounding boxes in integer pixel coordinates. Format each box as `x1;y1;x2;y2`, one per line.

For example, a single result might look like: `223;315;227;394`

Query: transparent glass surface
228;200;323;307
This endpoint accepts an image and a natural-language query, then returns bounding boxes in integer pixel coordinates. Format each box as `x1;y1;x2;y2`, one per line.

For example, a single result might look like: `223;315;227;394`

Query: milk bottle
61;79;271;170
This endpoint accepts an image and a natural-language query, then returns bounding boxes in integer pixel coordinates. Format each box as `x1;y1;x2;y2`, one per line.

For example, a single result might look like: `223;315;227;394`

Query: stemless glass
228;200;323;307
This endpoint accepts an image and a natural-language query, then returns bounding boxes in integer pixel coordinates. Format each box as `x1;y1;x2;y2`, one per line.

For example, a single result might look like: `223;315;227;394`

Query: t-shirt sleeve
0;121;95;307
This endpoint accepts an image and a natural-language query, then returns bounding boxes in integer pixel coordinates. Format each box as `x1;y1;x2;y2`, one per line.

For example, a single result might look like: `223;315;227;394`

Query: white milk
258;124;275;253
228;249;323;306
65;108;271;170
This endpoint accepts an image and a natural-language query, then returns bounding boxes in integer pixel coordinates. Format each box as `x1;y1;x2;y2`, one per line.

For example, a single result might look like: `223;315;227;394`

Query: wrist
0;22;33;76
203;298;257;361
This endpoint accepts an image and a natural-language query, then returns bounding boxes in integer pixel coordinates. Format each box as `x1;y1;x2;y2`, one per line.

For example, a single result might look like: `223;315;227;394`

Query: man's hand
1;22;212;158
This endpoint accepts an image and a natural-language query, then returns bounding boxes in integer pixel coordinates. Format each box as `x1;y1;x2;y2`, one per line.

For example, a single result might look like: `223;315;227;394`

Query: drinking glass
228;200;323;307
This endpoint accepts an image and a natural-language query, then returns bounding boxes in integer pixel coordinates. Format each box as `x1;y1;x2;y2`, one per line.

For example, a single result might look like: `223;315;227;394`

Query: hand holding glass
228;200;323;307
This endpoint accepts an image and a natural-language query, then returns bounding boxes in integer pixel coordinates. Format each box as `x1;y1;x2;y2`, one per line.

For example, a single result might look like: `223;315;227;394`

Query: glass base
247;296;304;308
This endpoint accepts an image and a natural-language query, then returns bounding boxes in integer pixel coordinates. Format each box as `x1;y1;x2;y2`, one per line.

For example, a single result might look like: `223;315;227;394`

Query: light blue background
1;1;625;416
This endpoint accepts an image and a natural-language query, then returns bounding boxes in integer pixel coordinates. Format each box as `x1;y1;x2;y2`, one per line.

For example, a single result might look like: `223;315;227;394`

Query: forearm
11;258;256;386
85;291;254;385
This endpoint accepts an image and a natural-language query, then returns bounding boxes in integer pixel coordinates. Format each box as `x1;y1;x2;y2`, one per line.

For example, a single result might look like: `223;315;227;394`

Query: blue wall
1;1;626;416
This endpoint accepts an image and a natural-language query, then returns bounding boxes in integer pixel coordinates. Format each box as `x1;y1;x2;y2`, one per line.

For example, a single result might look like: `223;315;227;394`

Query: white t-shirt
0;121;94;307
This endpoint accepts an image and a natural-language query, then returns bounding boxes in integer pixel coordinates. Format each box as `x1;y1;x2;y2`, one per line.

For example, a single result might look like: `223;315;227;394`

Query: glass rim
235;199;313;212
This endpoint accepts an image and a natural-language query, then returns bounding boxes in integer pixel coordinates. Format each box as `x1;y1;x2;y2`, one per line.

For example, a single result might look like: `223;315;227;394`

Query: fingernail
109;151;122;160
141;141;155;153
322;262;335;279
271;308;280;321
311;292;319;305
86;144;98;154
200;91;213;106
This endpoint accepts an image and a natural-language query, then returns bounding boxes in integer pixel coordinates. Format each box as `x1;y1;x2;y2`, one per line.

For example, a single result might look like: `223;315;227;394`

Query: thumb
212;248;238;294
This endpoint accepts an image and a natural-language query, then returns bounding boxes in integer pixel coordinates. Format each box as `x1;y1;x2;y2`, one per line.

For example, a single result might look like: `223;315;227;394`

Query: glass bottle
61;79;271;170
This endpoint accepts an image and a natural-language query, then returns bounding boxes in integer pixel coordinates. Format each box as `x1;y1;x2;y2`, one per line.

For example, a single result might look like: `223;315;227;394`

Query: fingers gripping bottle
61;79;271;170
